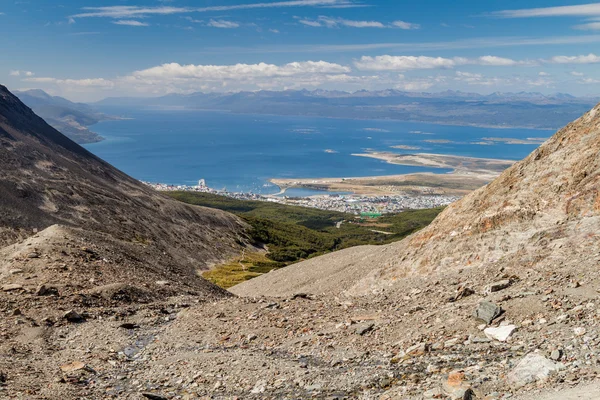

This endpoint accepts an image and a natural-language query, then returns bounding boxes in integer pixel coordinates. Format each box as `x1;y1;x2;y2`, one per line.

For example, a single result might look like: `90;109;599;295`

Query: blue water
85;108;550;194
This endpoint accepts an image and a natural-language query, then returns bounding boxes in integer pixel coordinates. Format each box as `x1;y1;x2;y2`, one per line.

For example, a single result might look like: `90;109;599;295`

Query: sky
3;0;600;101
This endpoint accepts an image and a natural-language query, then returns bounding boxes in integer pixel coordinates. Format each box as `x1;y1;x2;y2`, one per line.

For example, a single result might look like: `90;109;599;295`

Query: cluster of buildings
283;194;459;214
143;181;459;215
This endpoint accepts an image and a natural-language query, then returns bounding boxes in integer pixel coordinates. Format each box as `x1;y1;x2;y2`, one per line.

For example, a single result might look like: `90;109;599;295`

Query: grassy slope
168;192;442;288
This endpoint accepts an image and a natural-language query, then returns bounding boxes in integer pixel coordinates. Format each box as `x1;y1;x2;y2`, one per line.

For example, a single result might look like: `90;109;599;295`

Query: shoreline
270;153;515;197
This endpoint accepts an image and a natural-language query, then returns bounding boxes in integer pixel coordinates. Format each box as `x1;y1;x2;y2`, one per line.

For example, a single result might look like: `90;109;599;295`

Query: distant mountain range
14;89;110;144
96;89;600;130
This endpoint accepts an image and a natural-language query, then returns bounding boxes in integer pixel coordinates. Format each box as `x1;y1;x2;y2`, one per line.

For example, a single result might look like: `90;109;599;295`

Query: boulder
473;301;502;324
484;325;516;342
507;353;564;388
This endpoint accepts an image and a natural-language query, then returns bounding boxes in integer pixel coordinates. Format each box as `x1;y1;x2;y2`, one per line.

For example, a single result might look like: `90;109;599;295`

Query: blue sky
3;0;600;101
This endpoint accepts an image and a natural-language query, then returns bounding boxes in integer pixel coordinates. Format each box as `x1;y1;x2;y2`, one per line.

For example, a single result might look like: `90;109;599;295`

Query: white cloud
113;20;149;27
477;55;521;66
538;71;550;76
492;4;600;18
207;19;240;28
570;71;585;76
269;29;280;33
300;16;385;28
298;16;419;29
392;20;420;30
131;61;351;80
24;77;115;89
578;77;600;84
71;1;357;19
225;35;600;54
549;53;600;64
9;70;34;77
574;22;600;30
354;55;459;71
353;55;527;71
299;19;322;27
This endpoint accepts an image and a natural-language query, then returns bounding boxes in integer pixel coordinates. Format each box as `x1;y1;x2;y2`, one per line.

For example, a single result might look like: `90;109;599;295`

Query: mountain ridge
94;88;600;130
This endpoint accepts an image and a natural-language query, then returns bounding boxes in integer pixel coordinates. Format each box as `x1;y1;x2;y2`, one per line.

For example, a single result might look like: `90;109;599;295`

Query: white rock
574;327;587;336
484;325;516;342
507;353;564;388
251;380;267;394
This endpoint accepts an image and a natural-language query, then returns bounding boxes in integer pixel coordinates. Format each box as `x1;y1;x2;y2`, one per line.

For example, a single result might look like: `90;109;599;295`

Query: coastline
270;153;515;196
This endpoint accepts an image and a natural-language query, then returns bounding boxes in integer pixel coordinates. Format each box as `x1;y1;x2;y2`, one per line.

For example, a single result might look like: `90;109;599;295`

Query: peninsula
272;152;515;196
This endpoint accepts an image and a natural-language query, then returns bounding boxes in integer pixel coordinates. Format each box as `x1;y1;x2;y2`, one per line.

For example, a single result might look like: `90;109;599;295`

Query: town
144;180;460;214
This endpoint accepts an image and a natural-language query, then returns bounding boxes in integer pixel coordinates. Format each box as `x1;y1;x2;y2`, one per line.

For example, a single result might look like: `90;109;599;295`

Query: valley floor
2;232;600;399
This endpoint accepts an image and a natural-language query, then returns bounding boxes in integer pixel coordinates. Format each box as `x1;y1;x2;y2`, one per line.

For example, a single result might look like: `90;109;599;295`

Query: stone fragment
450;286;475;302
119;323;139;330
35;285;59;296
484;325;516;342
142;394;169;400
442;371;474;400
355;323;375;335
484;279;512;294
291;293;313;300
155;281;169;286
550;349;562;361
60;361;86;373
507;353;564;388
63;310;85;323
406;342;428;356
27;252;40;259
473;301;502;324
423;387;442;399
573;327;587;336
9;269;23;275
251;380;267;394
2;284;23;292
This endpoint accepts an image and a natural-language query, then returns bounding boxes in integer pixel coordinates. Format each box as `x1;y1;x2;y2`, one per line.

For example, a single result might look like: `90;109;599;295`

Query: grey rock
550;349;562;361
473;301;502;324
507;353;564;388
63;310;85;323
27;252;40;259
355;323;375;335
484;279;512;294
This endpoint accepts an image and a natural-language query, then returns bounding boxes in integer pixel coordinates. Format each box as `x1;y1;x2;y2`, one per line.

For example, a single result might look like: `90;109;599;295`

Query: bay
85;107;549;194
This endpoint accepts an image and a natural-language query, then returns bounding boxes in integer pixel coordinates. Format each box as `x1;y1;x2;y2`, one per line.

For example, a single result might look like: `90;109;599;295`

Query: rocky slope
0;84;248;296
232;102;600;298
